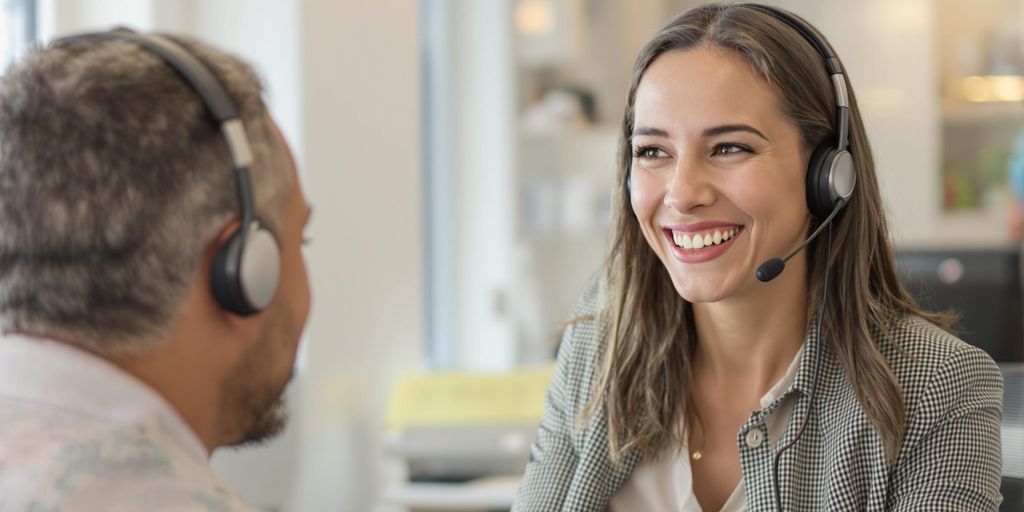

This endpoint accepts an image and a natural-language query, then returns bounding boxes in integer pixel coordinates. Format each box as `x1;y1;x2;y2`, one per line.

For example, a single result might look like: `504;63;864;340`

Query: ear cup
212;229;248;314
805;143;856;220
211;221;281;316
806;143;839;220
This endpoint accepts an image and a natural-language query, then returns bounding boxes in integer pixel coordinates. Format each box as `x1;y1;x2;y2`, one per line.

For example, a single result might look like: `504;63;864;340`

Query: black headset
626;4;857;222
54;30;281;316
749;4;857;220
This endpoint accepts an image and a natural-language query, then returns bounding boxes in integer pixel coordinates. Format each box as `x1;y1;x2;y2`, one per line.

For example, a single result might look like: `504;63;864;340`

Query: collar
758;322;832;418
759;342;805;410
0;333;207;462
791;321;827;398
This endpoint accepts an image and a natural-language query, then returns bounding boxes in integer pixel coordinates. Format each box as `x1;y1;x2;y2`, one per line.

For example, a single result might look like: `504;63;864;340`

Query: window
2;0;35;70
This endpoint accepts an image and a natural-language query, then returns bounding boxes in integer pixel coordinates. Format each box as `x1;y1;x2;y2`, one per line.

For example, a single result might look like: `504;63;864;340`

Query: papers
387;366;554;428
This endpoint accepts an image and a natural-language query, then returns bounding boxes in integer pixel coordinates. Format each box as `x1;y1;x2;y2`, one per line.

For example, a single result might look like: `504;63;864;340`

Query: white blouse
609;348;803;512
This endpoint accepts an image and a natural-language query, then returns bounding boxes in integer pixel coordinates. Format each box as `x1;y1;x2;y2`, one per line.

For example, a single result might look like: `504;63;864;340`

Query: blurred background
3;0;1022;510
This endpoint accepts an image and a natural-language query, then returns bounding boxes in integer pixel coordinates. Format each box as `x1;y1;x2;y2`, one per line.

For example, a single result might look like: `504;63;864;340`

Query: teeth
671;228;740;250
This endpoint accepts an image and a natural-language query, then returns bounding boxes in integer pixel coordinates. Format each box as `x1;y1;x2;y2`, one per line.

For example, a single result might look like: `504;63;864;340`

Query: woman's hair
585;3;951;464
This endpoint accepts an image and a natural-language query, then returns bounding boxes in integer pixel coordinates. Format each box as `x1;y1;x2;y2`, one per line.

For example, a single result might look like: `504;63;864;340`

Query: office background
2;0;1022;510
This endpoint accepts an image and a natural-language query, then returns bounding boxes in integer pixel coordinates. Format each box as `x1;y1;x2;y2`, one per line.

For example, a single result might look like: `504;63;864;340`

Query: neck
107;285;238;457
111;339;223;456
691;256;808;396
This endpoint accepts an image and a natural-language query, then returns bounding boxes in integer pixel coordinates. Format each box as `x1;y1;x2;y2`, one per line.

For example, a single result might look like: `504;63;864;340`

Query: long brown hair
585;3;951;465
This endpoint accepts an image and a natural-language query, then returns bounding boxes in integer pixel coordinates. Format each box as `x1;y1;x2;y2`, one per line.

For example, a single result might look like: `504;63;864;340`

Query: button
745;428;765;448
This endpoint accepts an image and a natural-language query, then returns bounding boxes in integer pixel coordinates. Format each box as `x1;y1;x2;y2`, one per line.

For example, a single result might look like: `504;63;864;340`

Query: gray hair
0;33;293;355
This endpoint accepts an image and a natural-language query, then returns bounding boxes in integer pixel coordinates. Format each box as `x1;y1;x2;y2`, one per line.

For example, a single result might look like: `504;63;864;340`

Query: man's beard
221;309;297;448
227;377;290;448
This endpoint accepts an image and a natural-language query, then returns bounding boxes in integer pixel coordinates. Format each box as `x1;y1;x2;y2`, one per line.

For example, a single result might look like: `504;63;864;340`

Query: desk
383;476;520;511
382;366;1024;512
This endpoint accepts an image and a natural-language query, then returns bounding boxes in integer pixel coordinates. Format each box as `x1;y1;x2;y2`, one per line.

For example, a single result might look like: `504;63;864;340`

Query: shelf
941;100;1024;124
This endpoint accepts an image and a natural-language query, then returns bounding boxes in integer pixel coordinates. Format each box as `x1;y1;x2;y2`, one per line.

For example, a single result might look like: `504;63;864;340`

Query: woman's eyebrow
702;124;768;141
632;127;669;138
632;124;769;141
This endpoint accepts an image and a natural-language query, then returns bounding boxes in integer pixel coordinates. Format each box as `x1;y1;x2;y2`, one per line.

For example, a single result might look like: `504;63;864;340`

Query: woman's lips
662;225;744;263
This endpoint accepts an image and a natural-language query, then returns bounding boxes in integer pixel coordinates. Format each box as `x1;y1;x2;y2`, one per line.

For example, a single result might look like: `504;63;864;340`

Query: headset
749;4;857;221
53;29;281;316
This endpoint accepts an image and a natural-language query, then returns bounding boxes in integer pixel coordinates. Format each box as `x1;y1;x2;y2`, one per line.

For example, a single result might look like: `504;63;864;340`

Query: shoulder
544;273;610;419
72;480;263;512
881;315;1003;398
877;319;1004;508
556;274;608;380
882;315;1003;437
0;408;260;511
560;273;608;360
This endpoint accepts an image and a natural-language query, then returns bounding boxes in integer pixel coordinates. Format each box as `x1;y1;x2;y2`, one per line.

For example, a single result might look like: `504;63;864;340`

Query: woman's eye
711;143;749;156
633;146;666;159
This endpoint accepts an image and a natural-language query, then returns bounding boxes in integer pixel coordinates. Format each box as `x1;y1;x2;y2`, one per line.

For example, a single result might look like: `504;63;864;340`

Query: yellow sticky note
387;365;555;428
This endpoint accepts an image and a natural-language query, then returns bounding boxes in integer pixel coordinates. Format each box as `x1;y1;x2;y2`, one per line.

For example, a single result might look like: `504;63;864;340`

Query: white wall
291;0;423;510
777;0;943;246
38;0;153;36
451;1;519;370
186;1;302;154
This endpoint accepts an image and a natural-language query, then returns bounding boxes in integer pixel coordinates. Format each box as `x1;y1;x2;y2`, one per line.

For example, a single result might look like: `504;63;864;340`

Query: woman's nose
663;158;716;213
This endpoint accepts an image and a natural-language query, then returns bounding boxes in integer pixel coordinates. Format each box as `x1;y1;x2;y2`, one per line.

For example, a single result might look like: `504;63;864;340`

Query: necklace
690;414;706;461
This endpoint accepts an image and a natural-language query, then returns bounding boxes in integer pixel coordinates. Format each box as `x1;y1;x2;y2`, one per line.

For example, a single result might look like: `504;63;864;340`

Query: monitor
894;246;1024;363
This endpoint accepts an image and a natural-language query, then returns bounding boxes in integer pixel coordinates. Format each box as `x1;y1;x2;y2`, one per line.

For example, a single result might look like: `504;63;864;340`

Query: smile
670;227;740;250
661;225;744;263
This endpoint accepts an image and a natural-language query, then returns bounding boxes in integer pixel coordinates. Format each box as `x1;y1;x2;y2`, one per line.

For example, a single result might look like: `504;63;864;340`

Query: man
0;31;311;511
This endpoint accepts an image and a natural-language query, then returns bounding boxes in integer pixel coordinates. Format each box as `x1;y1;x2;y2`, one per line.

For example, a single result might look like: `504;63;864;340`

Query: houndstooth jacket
512;277;1004;511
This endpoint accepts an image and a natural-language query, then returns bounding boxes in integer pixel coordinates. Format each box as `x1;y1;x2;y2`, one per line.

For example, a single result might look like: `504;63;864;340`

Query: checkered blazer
512;277;1004;511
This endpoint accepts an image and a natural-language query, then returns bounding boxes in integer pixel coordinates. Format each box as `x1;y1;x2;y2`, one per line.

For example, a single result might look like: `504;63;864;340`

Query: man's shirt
0;334;262;511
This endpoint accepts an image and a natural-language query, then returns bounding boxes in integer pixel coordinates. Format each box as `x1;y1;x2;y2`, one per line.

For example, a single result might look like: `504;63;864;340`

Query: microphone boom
755;198;846;283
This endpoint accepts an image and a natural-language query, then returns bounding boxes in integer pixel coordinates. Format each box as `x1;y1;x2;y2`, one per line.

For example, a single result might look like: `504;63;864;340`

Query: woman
512;4;1004;511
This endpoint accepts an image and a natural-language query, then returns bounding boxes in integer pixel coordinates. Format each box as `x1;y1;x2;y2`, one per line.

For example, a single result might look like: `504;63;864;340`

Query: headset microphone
756;198;847;282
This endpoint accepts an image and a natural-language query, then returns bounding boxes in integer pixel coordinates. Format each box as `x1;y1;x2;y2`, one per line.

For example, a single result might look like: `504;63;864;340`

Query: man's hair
0;33;293;355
